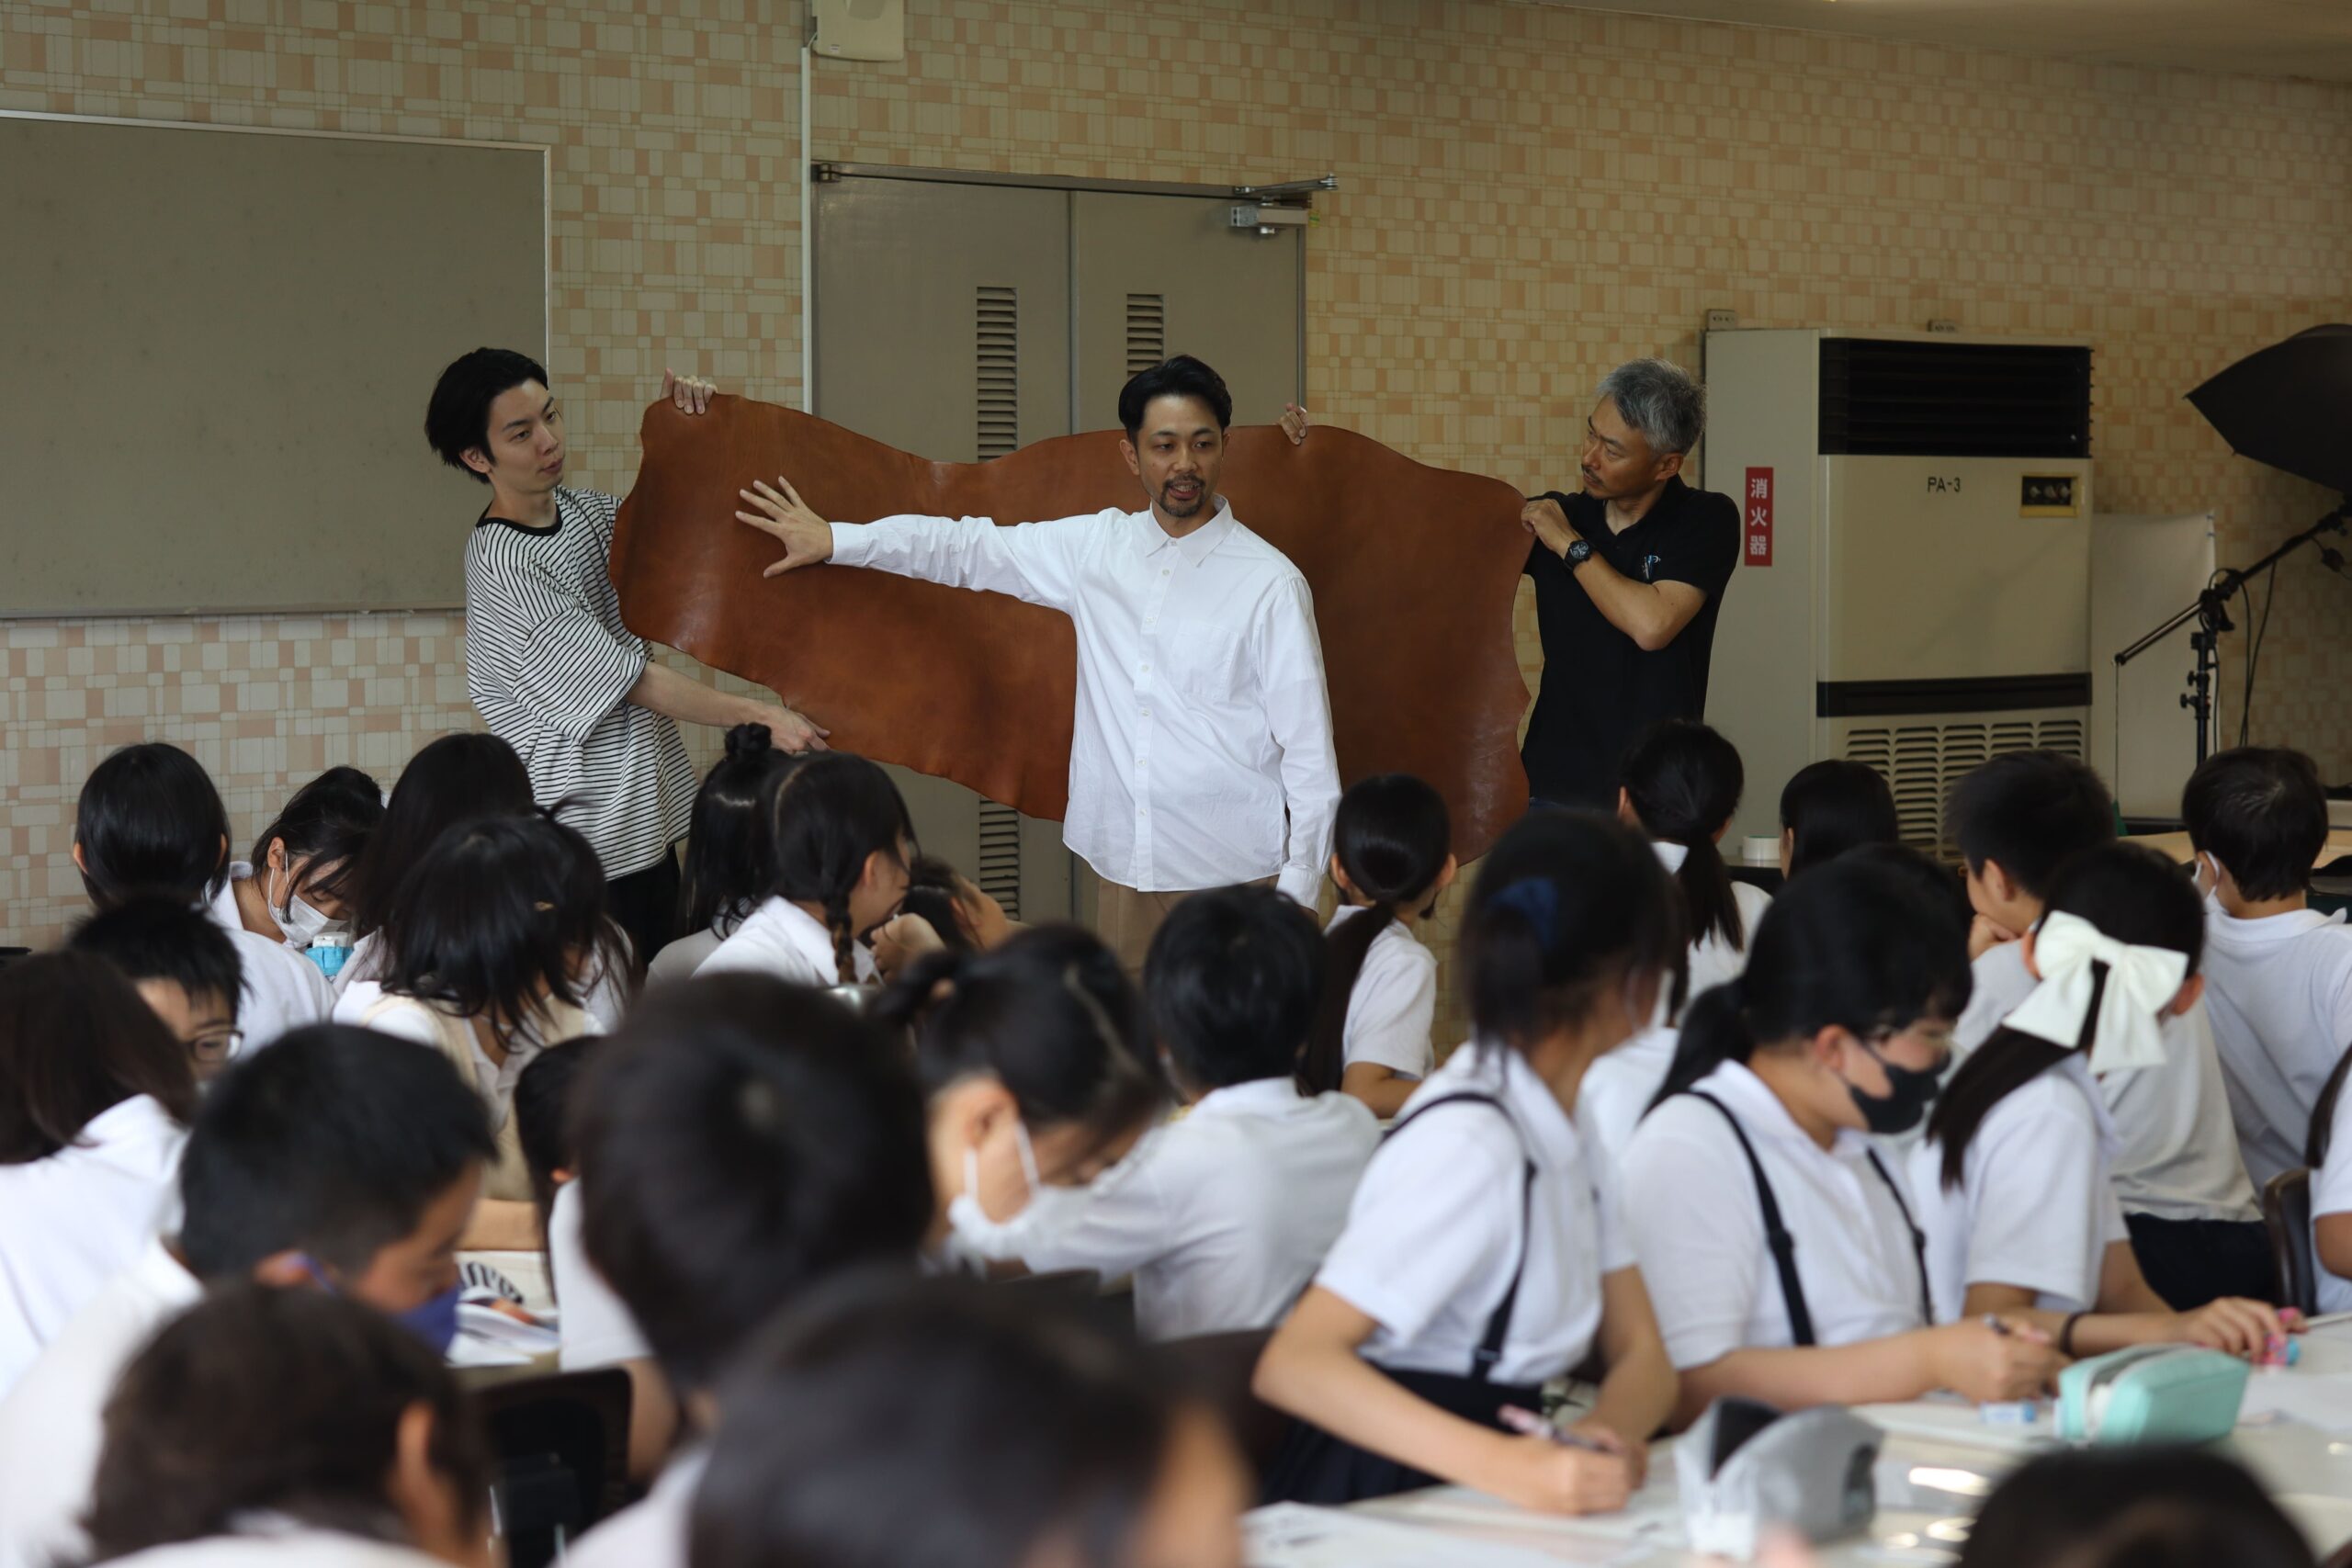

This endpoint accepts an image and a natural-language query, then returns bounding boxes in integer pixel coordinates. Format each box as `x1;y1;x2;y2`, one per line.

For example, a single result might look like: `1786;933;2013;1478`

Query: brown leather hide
611;397;1532;862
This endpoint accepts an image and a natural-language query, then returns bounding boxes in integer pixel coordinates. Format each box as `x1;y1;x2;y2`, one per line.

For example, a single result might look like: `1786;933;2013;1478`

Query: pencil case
2055;1346;2248;1444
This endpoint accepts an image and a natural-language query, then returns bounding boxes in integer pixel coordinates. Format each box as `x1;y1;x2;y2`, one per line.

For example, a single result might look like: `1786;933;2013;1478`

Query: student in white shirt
509;1037;676;1484
0;953;198;1400
733;354;1342;971
79;1284;493;1568
1624;852;2064;1421
1914;842;2287;1362
1016;886;1379;1339
561;976;935;1568
1254;810;1679;1512
646;723;802;984
1775;758;1900;883
1619;719;1773;1011
0;1023;493;1568
70;899;246;1079
2185;747;2352;1191
696;751;915;987
2302;1047;2352;1313
73;741;333;1055
884;926;1173;1267
334;815;608;1249
218;765;385;965
1302;773;1455;1118
692;1273;1249;1568
1949;751;2267;1307
338;732;539;997
1579;721;1768;1166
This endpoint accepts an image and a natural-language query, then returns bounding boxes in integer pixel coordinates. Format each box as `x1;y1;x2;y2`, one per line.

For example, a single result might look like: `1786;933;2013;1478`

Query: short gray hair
1597;358;1704;456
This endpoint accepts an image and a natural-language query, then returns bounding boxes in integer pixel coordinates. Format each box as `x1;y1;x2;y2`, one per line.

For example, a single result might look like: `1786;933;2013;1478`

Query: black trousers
605;847;681;978
2126;1211;2279;1309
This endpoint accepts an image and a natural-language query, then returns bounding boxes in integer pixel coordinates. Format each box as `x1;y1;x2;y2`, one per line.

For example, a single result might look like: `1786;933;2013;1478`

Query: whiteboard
0;113;547;616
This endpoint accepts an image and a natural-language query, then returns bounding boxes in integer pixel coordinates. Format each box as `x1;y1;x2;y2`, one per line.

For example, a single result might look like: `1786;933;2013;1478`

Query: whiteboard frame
0;109;551;618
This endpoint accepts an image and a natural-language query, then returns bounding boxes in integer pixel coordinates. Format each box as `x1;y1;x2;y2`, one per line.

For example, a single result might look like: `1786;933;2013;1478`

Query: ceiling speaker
811;0;905;62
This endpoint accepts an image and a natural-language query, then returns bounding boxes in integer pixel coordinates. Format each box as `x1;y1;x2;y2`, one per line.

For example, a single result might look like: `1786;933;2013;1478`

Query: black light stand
2113;499;2352;764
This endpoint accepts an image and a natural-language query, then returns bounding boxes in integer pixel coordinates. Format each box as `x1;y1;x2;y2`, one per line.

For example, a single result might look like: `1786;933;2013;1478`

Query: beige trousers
1092;875;1276;976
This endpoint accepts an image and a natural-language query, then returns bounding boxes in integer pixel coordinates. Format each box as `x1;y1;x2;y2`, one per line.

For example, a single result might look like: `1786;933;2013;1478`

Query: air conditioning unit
1702;330;2094;856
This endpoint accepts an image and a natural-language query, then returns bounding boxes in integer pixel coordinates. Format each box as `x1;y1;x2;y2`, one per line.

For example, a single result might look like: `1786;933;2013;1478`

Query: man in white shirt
2185;747;2352;1190
0;1026;493;1568
1013;886;1378;1338
735;355;1341;970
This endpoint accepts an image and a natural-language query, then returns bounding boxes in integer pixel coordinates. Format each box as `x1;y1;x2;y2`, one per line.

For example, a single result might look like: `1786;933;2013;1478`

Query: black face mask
1847;1039;1942;1136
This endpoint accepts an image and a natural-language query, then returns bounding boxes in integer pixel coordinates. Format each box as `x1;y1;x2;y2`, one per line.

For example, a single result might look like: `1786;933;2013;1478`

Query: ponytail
1674;835;1745;955
879;927;1169;1153
1928;842;2204;1188
1304;774;1453;1091
678;724;798;939
1648;976;1753;1111
1619;721;1747;953
1300;906;1396;1095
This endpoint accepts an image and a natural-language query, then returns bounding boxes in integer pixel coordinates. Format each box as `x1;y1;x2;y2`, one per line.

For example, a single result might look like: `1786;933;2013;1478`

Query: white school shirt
1623;1061;1926;1371
93;1529;447;1568
1577;1024;1679;1184
1316;1043;1629;1385
1955;941;2256;1223
203;866;335;1055
1016;1078;1379;1341
331;983;543;1134
0;1237;200;1568
1910;1055;2131;1322
830;502;1340;904
646;923;727;986
1325;906;1437;1079
0;1096;187;1399
564;1446;707;1568
548;1180;653;1371
2199;906;2352;1190
2310;1080;2352;1314
1651;842;1774;1014
695;896;877;986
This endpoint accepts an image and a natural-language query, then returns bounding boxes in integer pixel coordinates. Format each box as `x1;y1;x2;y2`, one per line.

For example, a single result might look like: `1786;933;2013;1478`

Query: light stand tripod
2113;500;2352;763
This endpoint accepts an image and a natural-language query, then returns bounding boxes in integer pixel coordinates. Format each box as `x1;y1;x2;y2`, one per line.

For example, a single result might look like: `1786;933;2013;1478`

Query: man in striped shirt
427;348;827;964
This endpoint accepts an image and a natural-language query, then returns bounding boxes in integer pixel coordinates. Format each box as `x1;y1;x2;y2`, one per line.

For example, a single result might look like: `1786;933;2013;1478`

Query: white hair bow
2003;910;2188;1075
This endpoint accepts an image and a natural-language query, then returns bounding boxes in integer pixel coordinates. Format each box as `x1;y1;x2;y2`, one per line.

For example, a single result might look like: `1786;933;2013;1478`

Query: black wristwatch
1565;536;1596;567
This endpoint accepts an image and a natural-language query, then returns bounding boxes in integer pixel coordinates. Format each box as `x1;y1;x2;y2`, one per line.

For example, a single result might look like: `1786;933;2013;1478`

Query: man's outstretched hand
735;476;836;577
662;369;716;414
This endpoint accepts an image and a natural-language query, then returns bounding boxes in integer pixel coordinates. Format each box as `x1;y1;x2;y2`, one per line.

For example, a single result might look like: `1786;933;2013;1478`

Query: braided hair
763;753;916;982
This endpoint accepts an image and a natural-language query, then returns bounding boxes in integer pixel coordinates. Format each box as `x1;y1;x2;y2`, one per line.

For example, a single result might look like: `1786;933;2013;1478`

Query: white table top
1245;1338;2352;1565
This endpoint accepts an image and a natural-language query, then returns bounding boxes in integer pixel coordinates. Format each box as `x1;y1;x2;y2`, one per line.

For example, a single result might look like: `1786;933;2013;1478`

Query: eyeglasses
190;1029;245;1065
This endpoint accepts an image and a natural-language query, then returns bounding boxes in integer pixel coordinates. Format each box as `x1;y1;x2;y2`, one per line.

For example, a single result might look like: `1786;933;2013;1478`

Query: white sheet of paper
1245;1504;1623;1567
2237;1372;2352;1435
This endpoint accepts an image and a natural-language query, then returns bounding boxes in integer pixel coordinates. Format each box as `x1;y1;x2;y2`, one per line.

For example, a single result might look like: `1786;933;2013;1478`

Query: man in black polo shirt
1517;358;1738;809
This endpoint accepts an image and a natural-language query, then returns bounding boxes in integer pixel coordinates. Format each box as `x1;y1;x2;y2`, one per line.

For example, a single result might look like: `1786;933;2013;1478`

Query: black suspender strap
1685;1090;1817;1348
1387;1091;1541;1385
1863;1146;1934;1326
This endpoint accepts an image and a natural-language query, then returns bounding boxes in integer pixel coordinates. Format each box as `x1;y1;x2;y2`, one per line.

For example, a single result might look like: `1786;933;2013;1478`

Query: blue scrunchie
1488;878;1560;946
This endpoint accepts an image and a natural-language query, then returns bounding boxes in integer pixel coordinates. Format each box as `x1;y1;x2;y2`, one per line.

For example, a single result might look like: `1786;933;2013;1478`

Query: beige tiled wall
6;4;2351;1042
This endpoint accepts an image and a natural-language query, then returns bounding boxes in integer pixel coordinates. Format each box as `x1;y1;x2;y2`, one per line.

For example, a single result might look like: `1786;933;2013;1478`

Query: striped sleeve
464;545;646;742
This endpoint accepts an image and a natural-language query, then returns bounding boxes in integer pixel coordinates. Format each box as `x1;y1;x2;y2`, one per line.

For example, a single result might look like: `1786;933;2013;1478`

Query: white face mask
268;864;348;951
945;1118;1046;1261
